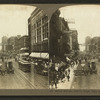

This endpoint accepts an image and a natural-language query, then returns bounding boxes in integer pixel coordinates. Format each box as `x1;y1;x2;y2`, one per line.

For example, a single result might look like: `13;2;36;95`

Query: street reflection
0;59;48;89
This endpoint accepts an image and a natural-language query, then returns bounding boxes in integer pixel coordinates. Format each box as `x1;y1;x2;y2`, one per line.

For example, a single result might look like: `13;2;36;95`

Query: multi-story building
28;8;49;54
50;10;79;59
28;8;79;61
85;36;92;52
85;36;100;54
15;35;29;53
87;37;100;54
50;10;71;59
2;36;8;52
15;35;21;53
7;36;15;52
71;30;79;51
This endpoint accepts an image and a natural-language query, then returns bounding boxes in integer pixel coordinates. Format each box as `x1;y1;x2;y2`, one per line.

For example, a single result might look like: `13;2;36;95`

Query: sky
0;5;100;52
59;5;100;45
0;5;36;43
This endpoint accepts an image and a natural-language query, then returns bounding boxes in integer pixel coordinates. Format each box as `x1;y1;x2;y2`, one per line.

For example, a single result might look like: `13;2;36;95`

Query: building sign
65;18;76;30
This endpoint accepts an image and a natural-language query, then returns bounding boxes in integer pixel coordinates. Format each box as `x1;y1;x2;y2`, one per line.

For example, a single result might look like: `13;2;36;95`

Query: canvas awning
41;53;49;59
29;52;49;59
19;53;29;56
22;53;29;55
29;52;40;58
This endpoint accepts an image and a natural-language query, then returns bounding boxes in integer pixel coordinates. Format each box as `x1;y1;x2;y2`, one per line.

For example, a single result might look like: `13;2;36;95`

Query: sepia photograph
0;3;100;96
0;5;49;89
48;5;100;90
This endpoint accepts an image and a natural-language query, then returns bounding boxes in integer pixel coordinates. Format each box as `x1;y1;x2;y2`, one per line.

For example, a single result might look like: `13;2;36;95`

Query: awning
20;53;29;56
20;47;29;51
29;52;49;59
41;53;49;59
29;52;40;58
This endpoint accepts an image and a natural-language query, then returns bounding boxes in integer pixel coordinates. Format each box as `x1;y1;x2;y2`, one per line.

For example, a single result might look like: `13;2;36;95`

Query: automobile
6;61;14;74
0;63;6;75
90;62;97;74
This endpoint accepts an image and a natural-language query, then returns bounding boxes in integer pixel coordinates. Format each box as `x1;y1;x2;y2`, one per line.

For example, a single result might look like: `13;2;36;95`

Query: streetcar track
0;59;48;89
13;65;37;89
13;61;48;89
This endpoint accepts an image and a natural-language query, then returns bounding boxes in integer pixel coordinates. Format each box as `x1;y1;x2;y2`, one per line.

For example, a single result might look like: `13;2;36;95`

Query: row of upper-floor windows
32;23;48;36
31;22;48;40
31;15;48;30
29;15;48;44
32;32;48;44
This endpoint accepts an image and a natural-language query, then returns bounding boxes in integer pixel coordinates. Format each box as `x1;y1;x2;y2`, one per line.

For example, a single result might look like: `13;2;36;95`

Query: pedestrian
71;61;75;68
1;56;4;62
65;69;67;76
49;71;54;89
85;57;87;63
79;58;81;64
87;62;91;70
75;59;77;65
53;71;58;88
68;68;70;74
60;69;64;82
65;68;68;80
67;74;70;81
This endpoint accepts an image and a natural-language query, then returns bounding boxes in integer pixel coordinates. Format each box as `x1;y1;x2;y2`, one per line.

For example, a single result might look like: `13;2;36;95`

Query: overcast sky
60;5;100;45
0;5;100;52
0;5;36;43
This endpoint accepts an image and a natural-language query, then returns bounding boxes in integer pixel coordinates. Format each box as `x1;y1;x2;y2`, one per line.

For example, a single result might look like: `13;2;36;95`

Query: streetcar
34;59;48;75
17;48;31;72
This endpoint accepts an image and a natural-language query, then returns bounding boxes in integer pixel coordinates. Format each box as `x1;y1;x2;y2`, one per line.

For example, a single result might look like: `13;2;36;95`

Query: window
34;24;36;29
37;19;41;27
42;16;48;24
33;36;36;44
42;23;49;40
37;27;41;43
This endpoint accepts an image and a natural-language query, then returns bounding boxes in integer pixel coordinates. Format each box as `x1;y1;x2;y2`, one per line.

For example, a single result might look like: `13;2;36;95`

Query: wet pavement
0;59;48;89
54;64;78;89
71;59;100;89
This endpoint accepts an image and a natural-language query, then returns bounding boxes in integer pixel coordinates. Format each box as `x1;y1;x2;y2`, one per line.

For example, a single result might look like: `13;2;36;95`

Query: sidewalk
51;64;78;89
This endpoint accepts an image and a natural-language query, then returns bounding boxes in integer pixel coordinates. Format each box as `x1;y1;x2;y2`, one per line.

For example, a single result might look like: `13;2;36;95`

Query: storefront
29;52;49;75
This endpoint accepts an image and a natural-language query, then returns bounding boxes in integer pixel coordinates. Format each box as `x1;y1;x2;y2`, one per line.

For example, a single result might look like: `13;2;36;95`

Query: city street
0;59;48;89
71;59;100;89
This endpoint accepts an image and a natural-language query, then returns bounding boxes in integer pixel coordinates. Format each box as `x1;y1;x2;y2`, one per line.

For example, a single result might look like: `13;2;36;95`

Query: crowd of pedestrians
49;55;98;89
49;56;79;89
